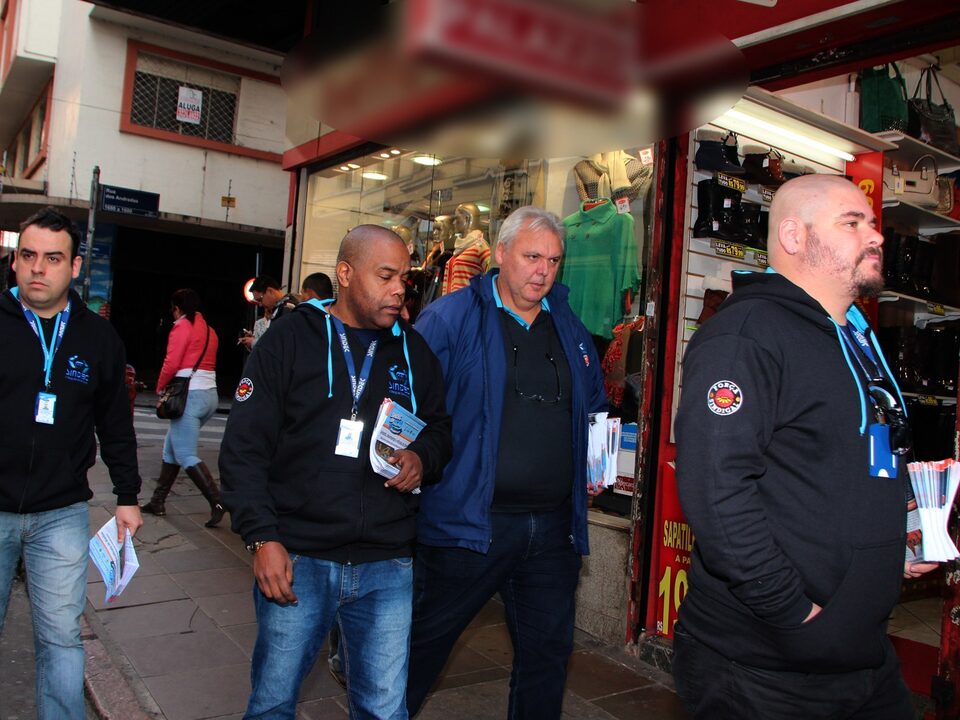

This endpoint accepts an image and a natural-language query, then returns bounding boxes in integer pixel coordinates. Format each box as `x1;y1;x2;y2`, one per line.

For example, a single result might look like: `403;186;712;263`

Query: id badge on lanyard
329;314;378;458
13;288;70;425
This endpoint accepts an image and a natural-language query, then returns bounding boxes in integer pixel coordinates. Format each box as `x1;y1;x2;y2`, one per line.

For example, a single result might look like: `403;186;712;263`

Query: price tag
754;251;768;267
917;394;939;407
710;239;745;259
926;302;946;316
716;173;747;194
615;196;631;214
639;148;654;166
760;187;775;203
894;175;905;194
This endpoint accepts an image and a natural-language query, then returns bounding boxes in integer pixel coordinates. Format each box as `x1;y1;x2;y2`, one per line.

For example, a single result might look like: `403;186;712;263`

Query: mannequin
444;202;491;295
425;215;454;266
394;225;417;261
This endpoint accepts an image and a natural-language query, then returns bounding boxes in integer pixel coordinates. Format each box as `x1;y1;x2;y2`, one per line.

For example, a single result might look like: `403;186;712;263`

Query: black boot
694;179;744;242
882;228;900;290
185;462;225;528
894;235;918;295
738;202;763;249
140;462;180;516
911;239;936;300
695;140;745;175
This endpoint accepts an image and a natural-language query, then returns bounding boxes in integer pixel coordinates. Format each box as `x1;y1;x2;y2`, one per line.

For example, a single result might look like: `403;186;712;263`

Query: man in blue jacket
408;206;608;718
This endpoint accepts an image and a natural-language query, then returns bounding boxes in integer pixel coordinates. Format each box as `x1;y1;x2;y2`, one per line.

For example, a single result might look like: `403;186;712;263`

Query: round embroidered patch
707;380;742;416
235;377;254;402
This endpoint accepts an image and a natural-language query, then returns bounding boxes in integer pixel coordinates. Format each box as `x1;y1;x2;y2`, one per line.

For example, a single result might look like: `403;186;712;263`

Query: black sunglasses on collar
866;378;911;456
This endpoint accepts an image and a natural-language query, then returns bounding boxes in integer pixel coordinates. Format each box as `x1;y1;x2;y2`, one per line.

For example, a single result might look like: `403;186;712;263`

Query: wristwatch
246;540;269;555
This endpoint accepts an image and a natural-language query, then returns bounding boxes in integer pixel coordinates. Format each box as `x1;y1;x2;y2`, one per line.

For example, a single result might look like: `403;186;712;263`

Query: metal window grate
130;53;239;145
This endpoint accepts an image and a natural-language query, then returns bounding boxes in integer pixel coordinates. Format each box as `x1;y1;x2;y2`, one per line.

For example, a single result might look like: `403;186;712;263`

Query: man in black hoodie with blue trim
220;225;451;720
674;175;938;719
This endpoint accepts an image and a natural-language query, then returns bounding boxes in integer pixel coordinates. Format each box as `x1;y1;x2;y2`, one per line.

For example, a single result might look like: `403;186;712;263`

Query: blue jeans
162;386;218;468
246;555;413;720
0;502;90;720
672;622;914;719
407;501;582;719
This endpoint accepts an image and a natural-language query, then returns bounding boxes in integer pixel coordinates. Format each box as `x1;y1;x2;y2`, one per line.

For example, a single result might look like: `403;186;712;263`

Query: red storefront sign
651;461;693;638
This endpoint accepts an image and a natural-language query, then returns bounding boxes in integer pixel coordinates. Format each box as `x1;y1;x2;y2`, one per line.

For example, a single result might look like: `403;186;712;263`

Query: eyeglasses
512;345;562;404
866;378;911;455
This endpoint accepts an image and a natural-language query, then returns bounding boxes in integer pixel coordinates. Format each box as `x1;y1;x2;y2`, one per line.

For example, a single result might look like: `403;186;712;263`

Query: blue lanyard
11;288;70;390
329;314;378;419
839;323;880;380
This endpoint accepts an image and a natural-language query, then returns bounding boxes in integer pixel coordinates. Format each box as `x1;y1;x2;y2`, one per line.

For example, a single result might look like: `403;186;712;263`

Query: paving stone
565;649;655;700
463;622;514;667
224;622;258;657
86;573;188;610
142;662;251;720
197;590;257;627
97;598;216;640
170;565;252;599
297;697;350;719
417;677;510;719
155;545;247;573
119;629;248;677
592;684;691;720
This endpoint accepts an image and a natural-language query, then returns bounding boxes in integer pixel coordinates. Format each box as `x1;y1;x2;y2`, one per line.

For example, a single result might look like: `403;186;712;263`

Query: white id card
335;418;364;458
35;392;57;425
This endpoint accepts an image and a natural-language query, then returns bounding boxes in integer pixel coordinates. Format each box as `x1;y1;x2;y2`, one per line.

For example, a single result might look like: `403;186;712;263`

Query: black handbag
156;326;210;420
907;66;960;156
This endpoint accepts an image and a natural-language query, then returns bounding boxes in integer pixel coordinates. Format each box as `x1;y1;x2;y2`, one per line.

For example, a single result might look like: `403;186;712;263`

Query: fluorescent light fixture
476;204;490;212
347;163;360;169
412;155;442;166
719;108;856;162
390;149;401;155
339;165;351;171
379;152;391;159
362;171;388;181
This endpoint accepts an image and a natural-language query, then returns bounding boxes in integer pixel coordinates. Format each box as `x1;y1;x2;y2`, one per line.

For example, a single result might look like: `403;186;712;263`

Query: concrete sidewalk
6;439;687;720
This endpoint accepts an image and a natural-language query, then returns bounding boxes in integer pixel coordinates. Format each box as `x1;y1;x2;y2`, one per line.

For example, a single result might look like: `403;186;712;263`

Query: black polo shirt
492;308;574;512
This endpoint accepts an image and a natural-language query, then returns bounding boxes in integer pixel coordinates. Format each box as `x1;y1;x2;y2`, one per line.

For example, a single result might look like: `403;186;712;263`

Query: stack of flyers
369;398;425;493
587;413;621;494
88;517;140;603
907;459;960;563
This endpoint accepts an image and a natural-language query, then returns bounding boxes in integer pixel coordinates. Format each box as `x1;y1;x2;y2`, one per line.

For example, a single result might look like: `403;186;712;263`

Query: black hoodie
675;271;907;673
0;288;141;513
219;302;452;564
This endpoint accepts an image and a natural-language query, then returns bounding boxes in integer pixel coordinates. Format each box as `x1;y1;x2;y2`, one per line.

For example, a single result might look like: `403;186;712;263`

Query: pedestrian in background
141;288;224;528
0;207;142;720
240;275;298;351
300;271;333;301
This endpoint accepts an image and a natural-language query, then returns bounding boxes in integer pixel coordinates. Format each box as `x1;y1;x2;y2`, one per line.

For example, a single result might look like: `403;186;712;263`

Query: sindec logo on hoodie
65;355;90;384
388;364;411;399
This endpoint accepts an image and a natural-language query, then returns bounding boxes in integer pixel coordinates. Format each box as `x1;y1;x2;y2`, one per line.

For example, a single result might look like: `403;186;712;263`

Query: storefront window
299;146;657;516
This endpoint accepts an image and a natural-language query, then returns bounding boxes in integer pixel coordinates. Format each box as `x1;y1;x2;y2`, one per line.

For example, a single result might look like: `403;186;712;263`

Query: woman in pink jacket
141;289;224;527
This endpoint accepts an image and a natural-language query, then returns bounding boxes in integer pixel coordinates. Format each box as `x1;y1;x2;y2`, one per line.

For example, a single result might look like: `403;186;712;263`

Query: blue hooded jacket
414;271;608;555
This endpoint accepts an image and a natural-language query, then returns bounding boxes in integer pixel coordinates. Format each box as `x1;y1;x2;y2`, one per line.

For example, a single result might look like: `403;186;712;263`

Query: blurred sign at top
404;0;633;107
282;0;747;158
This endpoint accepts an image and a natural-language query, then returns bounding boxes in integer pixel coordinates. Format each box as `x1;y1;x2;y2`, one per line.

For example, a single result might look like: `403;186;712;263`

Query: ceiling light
476;204;490;212
390;149;401;155
339;165;351;171
379;152;391;159
412;155;442;166
719;108;856;162
362;171;388;181
347;163;360;169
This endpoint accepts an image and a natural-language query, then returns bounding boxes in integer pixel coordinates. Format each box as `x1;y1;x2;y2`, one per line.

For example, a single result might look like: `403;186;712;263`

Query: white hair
497;206;565;251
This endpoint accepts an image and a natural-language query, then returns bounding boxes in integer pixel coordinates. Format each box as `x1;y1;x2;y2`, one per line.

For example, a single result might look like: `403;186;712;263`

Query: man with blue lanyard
673;175;939;719
407;206;608;718
0;206;142;720
220;225;451;720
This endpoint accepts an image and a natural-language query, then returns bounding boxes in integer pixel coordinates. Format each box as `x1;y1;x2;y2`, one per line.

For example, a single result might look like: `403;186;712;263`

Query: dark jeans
407;502;582;719
672;622;915;720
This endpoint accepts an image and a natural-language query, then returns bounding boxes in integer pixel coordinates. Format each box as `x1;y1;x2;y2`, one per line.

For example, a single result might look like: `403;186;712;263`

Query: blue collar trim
491;273;550;330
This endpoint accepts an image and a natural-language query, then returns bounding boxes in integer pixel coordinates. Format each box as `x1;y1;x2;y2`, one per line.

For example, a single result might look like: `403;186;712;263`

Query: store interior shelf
901;391;958;405
875;131;960;173
881;198;960;234
879;291;960;318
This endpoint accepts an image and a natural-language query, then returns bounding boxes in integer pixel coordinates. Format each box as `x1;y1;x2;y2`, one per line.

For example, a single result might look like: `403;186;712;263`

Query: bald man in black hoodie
673;175;938;719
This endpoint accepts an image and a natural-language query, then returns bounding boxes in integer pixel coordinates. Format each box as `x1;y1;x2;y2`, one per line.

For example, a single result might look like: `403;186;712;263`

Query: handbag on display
883;154;940;208
936;176;955;216
156;326;210;420
907;66;960;156
860;63;909;134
